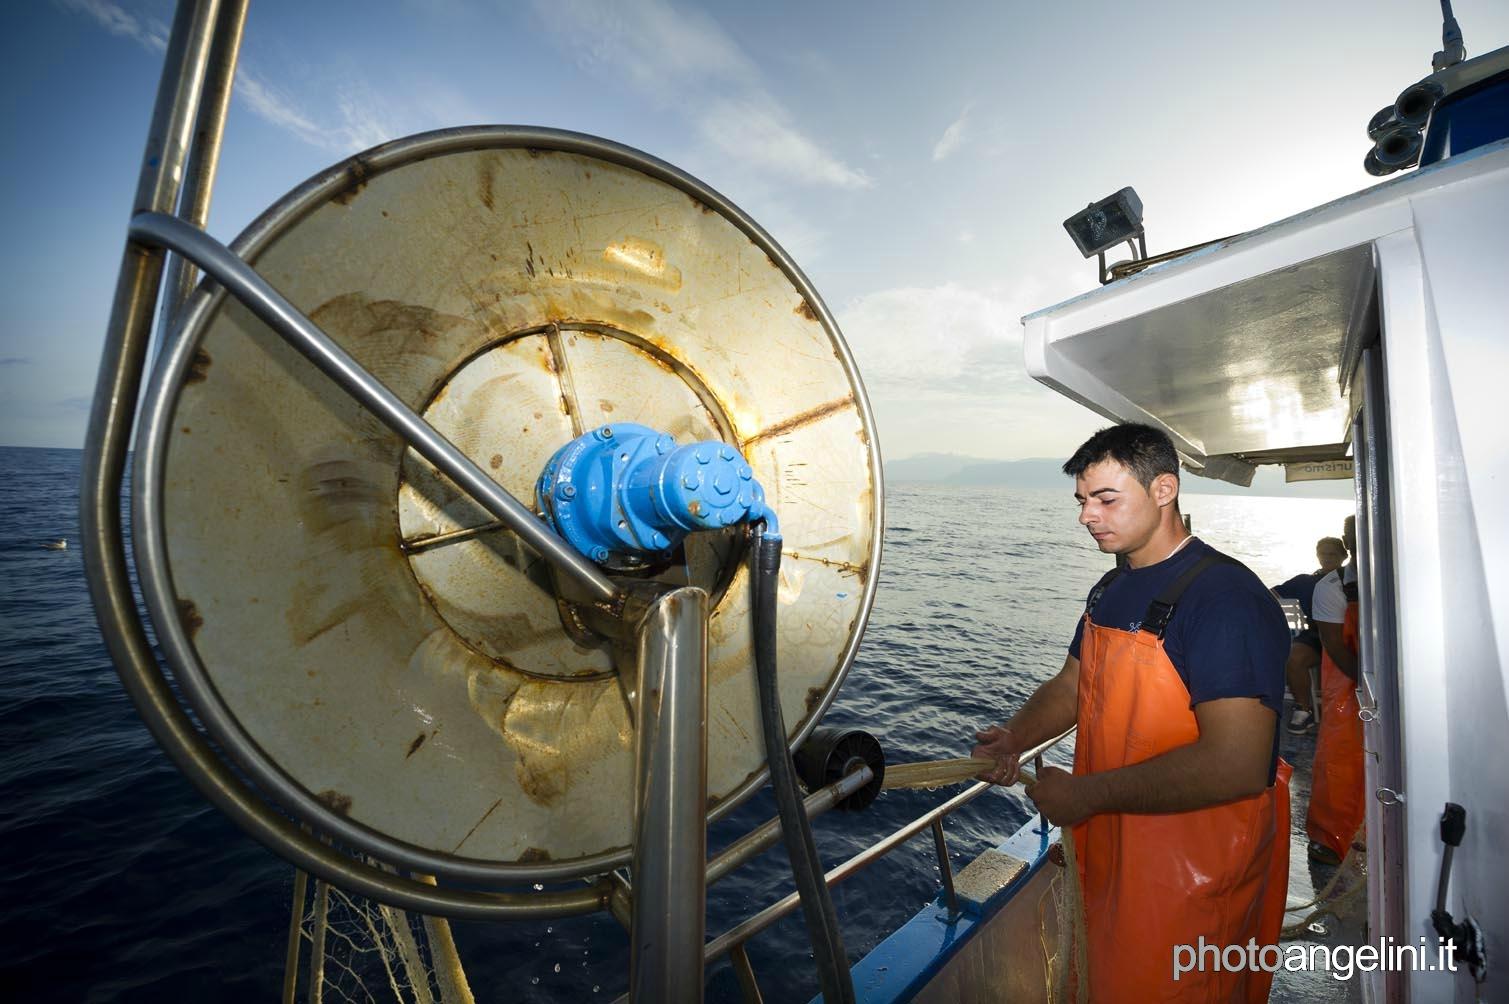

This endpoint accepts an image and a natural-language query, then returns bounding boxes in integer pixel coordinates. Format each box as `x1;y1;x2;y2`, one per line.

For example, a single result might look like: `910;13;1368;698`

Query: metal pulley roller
135;128;881;882
795;728;885;811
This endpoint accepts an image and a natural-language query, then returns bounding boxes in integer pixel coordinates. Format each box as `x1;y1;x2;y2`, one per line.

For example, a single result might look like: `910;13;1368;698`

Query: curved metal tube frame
129;212;648;886
84;1;615;919
130;210;619;603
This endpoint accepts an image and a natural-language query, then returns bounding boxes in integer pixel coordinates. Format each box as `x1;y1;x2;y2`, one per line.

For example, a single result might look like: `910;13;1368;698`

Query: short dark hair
1062;423;1180;490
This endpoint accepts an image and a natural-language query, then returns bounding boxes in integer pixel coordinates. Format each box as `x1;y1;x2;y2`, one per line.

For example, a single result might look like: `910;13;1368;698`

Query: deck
1269;695;1366;1004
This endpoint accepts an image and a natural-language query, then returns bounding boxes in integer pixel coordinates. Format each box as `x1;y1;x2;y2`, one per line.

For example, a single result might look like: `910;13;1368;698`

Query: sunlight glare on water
1181;491;1356;585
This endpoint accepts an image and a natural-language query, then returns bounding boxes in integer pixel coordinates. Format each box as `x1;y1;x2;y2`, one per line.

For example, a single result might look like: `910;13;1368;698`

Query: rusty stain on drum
185;348;212;384
311;294;474;354
317;789;354;815
453;798;505;853
785;551;869;581
478;161;495;211
795;299;818;321
296;459;386;534
287;587;367;646
501;681;627;807
742;396;855;447
176;597;204;640
331;155;373;206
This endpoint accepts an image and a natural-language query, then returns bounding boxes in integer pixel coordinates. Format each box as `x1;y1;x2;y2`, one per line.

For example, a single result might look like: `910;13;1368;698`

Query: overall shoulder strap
1140;552;1243;639
1085;566;1122;618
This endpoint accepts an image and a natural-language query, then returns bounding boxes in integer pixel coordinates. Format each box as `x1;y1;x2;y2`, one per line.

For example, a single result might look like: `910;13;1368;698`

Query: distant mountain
881;452;989;483
884;453;1355;499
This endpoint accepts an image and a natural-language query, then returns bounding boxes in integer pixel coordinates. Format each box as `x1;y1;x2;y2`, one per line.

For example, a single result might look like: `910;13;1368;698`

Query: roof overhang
1022;139;1509;485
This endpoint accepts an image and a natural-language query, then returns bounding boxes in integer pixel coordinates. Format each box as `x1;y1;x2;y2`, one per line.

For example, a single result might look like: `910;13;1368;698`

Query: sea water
0;446;1352;1001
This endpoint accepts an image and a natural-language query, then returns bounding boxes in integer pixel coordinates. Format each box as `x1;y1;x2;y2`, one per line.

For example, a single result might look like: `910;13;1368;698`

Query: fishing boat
82;1;1506;1001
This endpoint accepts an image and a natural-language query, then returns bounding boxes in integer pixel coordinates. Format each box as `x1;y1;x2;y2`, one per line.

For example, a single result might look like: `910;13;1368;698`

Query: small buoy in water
43;539;67;551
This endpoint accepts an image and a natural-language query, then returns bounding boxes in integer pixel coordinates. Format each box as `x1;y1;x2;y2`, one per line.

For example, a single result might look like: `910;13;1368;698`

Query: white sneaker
1287;708;1316;735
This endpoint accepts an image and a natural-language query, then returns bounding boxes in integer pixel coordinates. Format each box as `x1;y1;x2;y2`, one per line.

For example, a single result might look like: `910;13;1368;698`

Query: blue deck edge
817;813;1058;1004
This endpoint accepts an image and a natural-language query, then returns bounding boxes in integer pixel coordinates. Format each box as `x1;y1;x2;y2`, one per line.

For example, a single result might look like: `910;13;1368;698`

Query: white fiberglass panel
1047;245;1368;457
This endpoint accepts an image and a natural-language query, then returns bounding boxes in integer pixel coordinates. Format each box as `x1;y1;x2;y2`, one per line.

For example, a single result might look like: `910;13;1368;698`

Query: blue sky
4;0;1507;457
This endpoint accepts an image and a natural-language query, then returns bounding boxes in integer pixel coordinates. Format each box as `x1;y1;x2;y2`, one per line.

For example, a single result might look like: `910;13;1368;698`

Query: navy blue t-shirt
1272;571;1323;619
1068;538;1289;779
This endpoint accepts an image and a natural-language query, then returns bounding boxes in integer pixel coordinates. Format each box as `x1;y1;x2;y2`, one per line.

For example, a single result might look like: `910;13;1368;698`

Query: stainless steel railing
614;726;1076;1002
710;727;1072;960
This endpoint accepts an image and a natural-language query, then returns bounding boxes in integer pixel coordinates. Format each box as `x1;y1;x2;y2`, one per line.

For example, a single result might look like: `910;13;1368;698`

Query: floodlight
1063;187;1144;258
1064;187;1148;284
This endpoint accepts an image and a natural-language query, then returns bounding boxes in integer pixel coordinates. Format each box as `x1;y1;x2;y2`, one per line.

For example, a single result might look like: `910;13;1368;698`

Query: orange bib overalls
1073;555;1291;1002
1306;600;1363;860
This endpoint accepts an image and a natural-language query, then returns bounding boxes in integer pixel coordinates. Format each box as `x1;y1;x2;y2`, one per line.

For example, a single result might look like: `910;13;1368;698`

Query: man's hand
1025;766;1100;827
972;724;1024;786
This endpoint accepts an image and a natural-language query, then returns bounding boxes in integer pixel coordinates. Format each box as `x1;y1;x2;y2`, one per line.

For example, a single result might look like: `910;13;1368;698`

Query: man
972;423;1291;1002
1305;515;1364;864
1273;536;1347;734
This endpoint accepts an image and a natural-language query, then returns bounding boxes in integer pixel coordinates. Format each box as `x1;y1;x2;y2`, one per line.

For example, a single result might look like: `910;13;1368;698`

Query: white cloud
532;0;870;190
837;281;1102;460
59;0;400;155
932;103;971;162
699;98;872;190
838;282;1029;397
538;0;757;97
58;0;167;52
234;73;322;138
229;68;399;155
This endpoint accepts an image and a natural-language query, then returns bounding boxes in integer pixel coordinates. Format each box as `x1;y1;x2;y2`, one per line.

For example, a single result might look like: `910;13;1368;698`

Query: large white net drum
141;129;881;878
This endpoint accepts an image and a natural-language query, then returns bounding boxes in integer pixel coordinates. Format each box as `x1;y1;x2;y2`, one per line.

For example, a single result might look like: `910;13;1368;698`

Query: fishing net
285;868;474;1004
884;757;1089;1003
1047;829;1089;1004
1281;829;1369;939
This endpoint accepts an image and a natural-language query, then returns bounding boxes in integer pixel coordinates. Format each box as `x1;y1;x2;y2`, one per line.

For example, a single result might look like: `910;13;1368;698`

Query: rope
881;756;1001;790
1059;822;1089;1004
1280;828;1367;940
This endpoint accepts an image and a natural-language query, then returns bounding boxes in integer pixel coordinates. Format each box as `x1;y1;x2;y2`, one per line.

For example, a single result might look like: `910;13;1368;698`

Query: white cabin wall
1407;180;1509;1003
1376;230;1455;1004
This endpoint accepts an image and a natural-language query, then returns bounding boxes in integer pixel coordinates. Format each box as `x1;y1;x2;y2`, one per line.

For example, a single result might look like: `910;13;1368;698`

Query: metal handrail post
1033;752;1047;833
629;587;710;1003
729;944;764;1004
81;0;220;880
84;0;219;615
154;0;248;345
126;211;619;603
931;819;959;919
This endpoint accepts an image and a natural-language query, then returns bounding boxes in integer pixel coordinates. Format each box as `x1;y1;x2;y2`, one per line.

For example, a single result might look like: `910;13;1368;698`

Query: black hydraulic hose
751;524;856;1004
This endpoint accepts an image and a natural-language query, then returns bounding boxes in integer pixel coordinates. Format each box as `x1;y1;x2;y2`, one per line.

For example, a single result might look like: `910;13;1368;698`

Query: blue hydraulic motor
536;423;779;567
